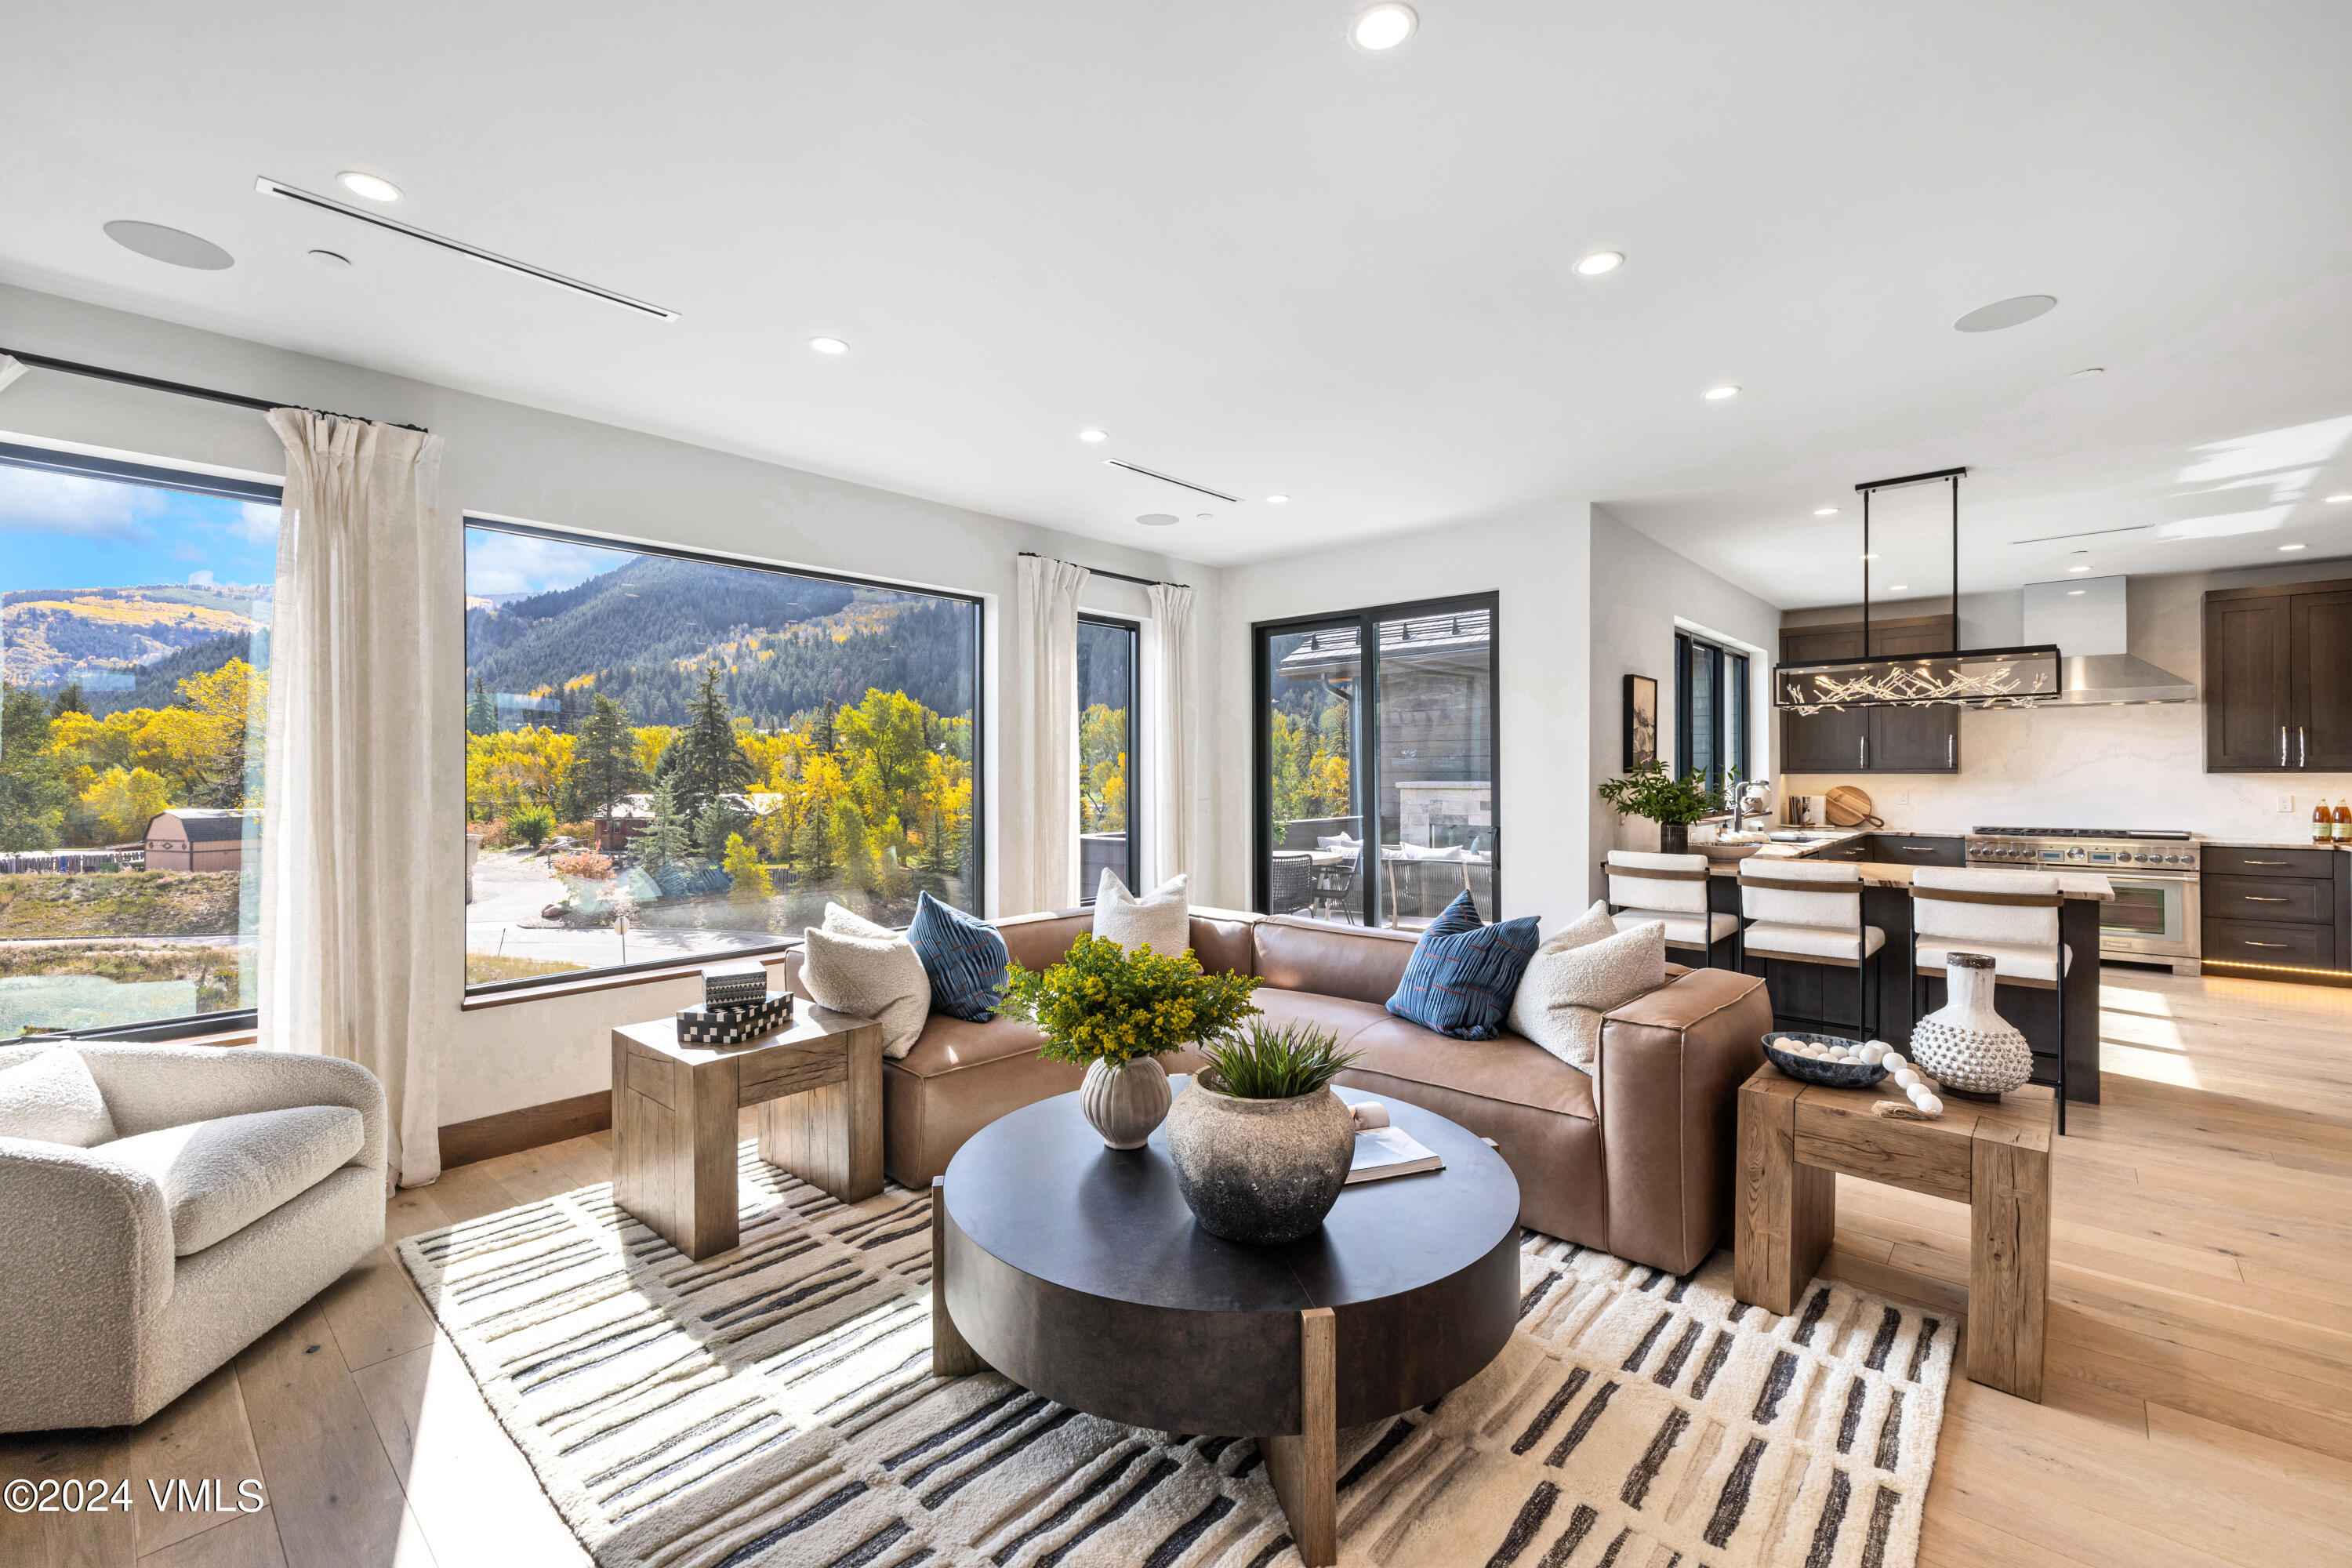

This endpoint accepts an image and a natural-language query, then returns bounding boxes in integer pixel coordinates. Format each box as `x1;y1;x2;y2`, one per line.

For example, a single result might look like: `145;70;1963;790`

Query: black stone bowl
1763;1032;1889;1089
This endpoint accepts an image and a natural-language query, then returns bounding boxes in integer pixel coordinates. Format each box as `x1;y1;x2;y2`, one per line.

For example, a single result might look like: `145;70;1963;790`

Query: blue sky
0;463;278;593
465;526;631;597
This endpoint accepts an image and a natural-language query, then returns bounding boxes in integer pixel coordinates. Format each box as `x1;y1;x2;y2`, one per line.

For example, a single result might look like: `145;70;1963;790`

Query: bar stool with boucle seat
1605;851;1739;968
1735;858;1886;1035
1907;866;2071;1134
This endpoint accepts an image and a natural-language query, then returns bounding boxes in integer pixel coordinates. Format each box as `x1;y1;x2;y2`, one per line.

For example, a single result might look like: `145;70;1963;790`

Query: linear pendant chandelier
1773;466;2060;713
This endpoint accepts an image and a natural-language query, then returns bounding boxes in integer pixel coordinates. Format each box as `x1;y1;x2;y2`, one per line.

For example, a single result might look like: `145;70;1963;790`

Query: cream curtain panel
258;412;462;1189
1146;582;1197;887
1002;554;1088;914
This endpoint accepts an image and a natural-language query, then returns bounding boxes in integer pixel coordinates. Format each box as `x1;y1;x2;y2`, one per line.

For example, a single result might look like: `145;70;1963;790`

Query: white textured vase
1909;951;2034;1098
1079;1056;1173;1149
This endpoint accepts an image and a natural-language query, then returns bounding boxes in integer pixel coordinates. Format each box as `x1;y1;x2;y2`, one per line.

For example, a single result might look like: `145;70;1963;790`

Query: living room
3;5;2347;1567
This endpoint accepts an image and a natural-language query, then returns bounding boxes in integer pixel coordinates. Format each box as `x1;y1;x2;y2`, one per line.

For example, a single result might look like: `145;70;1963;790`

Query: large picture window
0;441;279;1039
463;522;982;990
1675;630;1750;792
1253;594;1497;931
1076;615;1137;902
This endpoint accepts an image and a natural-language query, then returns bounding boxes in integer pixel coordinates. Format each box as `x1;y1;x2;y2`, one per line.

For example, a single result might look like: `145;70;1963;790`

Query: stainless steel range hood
2022;576;2198;705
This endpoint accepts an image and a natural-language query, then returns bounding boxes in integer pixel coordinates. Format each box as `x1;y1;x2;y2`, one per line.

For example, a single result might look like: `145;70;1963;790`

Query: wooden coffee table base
1734;1064;2053;1401
1258;1307;1337;1567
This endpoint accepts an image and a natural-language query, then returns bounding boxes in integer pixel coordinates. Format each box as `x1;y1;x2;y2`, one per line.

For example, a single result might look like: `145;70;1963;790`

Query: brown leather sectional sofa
781;906;1771;1276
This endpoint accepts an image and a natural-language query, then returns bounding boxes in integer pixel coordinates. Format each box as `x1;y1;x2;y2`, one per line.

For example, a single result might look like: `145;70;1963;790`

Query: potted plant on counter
998;935;1261;1149
1166;1021;1361;1244
1596;761;1725;855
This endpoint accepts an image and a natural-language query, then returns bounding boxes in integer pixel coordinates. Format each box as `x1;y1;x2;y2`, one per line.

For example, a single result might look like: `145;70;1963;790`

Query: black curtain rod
1018;550;1189;590
0;347;428;433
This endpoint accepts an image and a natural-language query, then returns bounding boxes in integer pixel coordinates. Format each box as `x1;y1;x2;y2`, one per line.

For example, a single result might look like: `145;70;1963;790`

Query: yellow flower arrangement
997;935;1261;1068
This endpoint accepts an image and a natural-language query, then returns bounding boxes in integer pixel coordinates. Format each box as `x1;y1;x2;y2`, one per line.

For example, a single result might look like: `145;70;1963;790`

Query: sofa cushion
801;904;931;1059
1342;1014;1597;1122
1251;989;1406;1052
1252;917;1419;1005
0;1046;118;1148
999;912;1094;973
890;1011;1048;1080
1508;920;1668;1070
1093;871;1191;956
907;890;1010;1022
100;1105;365;1255
1385;906;1542;1040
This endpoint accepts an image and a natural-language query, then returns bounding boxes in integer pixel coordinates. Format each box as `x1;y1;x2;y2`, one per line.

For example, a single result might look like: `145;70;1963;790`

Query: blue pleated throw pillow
1385;895;1541;1040
906;891;1010;1022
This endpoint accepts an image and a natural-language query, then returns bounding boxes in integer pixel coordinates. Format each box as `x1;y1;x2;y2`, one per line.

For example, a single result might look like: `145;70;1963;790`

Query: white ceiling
3;1;2349;590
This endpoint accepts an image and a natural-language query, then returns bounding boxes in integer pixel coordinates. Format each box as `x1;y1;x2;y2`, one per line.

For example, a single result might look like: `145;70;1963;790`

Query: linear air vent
253;177;679;321
1102;459;1243;504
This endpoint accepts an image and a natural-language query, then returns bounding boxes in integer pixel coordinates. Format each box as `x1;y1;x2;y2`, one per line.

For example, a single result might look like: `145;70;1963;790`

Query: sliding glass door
1254;593;1497;929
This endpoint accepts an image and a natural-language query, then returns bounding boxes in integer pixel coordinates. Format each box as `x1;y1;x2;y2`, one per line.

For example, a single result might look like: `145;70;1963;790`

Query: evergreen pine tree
693;795;740;856
572;695;648;825
669;666;754;826
638;778;693;881
812;699;837;755
466;675;499;735
50;682;88;717
791;802;836;880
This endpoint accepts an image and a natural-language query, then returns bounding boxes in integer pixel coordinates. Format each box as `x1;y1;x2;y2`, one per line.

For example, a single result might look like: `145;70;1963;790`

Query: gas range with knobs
1966;827;2201;971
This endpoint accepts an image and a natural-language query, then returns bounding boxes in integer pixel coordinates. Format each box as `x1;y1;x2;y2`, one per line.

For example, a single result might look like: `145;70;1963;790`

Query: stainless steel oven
1968;829;2201;974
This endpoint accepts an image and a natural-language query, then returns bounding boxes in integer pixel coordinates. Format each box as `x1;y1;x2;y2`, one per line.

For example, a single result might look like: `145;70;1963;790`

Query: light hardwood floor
5;968;2347;1567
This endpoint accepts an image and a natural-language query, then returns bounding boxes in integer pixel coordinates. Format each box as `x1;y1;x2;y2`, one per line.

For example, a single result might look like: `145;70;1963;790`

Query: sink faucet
1732;781;1769;834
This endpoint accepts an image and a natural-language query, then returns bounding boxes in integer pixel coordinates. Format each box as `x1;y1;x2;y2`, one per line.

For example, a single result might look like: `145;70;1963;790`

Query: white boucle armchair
0;1041;387;1433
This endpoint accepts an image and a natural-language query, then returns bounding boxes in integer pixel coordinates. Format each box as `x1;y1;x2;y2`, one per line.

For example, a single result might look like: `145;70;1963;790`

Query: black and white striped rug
397;1146;1952;1568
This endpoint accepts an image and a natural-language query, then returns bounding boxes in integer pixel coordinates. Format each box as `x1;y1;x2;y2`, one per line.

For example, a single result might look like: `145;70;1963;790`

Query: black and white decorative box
676;991;793;1045
701;960;769;1007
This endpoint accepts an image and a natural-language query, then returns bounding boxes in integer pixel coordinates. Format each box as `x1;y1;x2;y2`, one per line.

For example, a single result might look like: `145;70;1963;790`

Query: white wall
1780;559;2352;837
1587;506;1780;897
0;281;1214;1125
1202;506;1593;928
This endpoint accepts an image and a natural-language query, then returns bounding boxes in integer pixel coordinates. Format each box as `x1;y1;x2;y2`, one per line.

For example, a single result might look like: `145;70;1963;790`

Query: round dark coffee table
929;1080;1521;1566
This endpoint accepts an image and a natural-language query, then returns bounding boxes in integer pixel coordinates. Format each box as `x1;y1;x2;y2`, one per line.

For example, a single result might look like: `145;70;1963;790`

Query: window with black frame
463;521;982;991
1675;630;1751;793
1076;615;1138;902
1254;595;1497;931
0;441;281;1040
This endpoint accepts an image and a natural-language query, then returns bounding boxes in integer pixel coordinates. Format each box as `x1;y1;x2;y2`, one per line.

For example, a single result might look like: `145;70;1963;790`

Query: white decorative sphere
1880;1051;1907;1072
1858;1043;1887;1064
1893;1068;1921;1090
1911;1091;1944;1116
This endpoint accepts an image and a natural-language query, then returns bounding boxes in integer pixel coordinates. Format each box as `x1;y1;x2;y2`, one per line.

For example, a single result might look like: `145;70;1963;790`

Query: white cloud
231;502;281;543
187;568;216;586
0;464;163;540
464;531;627;597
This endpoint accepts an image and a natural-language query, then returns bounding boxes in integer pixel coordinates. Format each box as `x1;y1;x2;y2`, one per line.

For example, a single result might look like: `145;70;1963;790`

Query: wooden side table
1733;1063;2053;1401
612;1006;884;1260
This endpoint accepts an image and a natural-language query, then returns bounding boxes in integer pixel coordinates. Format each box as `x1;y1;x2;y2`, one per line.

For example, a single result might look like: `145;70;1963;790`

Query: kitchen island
1693;827;2107;1105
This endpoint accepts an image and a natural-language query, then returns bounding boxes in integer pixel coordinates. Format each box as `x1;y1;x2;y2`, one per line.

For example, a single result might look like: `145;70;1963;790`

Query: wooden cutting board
1824;785;1883;828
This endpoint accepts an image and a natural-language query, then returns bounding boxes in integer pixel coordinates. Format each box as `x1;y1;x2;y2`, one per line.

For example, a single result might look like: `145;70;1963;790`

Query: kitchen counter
2194;837;2352;851
1703;827;2115;901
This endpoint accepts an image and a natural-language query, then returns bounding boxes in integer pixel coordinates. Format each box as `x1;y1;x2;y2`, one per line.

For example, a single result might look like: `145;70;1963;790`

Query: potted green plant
1165;1021;1362;1244
998;935;1261;1149
1596;762;1727;855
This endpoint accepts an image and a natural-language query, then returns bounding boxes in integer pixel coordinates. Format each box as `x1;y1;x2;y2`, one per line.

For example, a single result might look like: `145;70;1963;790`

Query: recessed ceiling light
808;336;850;355
336;171;401;202
2071;366;2107;379
1196;513;1214;520
1889;584;1909;592
1703;385;1740;401
2069;548;2090;554
1077;429;1107;443
307;249;351;270
1860;554;1878;561
2067;589;2086;596
1351;3;1417;51
1953;294;2057;332
1136;514;1179;527
1265;494;1290;504
1574;251;1624;277
2067;565;2091;572
2328;493;2352;504
2280;543;2307;551
1814;506;1838;516
103;220;233;270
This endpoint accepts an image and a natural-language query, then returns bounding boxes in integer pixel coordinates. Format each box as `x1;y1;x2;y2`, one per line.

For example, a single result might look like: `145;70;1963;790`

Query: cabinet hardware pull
2300;727;2307;767
1904;846;1934;852
1947;733;1955;767
2246;895;2288;902
1859;735;1867;768
2246;941;2289;948
2281;726;2288;766
2245;859;2286;865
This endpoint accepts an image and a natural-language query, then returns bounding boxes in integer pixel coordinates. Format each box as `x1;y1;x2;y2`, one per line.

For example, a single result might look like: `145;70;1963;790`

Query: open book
1345;1124;1445;1185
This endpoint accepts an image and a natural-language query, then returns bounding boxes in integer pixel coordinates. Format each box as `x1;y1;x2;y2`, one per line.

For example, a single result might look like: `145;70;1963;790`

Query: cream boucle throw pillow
1508;919;1667;1069
800;904;932;1060
1501;899;1617;1040
1092;871;1191;956
0;1047;118;1147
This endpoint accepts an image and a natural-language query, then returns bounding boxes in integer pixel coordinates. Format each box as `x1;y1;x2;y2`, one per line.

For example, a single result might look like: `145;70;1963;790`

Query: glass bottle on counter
2336;798;2351;842
2318;800;2335;844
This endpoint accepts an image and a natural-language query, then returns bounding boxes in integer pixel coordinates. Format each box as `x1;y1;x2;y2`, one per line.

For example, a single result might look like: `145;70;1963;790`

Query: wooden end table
1733;1062;2053;1401
931;1081;1520;1568
611;1005;884;1260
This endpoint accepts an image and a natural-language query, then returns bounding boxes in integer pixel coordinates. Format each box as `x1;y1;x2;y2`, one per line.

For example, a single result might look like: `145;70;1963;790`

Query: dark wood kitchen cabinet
1777;614;1959;775
2205;579;2352;772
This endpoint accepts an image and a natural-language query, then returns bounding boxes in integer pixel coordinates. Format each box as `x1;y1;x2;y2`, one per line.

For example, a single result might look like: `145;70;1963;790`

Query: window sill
461;946;800;1012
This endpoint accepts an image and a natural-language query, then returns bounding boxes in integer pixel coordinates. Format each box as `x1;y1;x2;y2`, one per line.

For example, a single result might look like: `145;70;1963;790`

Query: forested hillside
464;553;977;729
2;586;267;687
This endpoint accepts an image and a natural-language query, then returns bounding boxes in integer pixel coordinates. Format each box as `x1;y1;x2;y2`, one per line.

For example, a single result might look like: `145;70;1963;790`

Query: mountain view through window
0;445;278;1038
463;525;982;988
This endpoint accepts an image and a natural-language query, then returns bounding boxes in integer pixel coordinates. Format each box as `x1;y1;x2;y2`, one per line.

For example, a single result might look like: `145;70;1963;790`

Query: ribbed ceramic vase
1909;951;2034;1099
1079;1056;1173;1149
1164;1075;1357;1244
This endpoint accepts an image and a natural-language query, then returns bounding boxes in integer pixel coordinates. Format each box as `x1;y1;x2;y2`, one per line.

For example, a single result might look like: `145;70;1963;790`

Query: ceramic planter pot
1658;822;1690;855
1079;1056;1173;1149
1909;951;2034;1099
1165;1073;1356;1244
